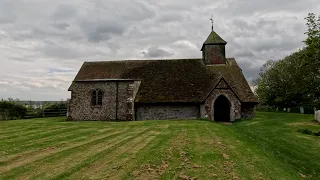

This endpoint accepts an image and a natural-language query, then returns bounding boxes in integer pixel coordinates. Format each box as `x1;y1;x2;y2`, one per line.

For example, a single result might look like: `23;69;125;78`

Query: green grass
0;112;319;180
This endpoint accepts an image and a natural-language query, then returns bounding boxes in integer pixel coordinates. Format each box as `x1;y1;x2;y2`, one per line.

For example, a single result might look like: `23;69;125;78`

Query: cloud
0;0;17;24
173;40;197;49
141;46;174;58
51;4;78;20
80;20;126;42
0;0;319;100
48;68;75;74
52;23;70;30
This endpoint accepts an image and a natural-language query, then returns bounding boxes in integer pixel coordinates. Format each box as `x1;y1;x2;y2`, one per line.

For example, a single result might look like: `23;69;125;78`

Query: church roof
206;60;258;103
203;31;227;45
201;31;227;51
69;58;258;103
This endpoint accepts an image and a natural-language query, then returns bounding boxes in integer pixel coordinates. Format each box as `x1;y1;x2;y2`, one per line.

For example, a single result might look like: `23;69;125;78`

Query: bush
297;128;313;135
290;107;300;113
256;105;277;112
0;101;27;120
44;101;68;110
314;131;320;136
303;107;316;114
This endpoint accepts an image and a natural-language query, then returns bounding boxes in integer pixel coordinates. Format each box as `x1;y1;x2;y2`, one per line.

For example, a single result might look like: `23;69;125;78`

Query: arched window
91;89;103;106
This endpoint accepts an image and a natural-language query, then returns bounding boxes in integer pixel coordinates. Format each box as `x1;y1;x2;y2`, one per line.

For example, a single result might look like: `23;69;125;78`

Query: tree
304;13;320;108
254;13;320;109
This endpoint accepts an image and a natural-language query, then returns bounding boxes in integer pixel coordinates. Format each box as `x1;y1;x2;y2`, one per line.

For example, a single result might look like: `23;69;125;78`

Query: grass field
0;112;319;180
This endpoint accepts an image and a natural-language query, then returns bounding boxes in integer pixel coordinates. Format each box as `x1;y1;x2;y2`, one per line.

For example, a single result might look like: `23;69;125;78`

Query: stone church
67;30;258;121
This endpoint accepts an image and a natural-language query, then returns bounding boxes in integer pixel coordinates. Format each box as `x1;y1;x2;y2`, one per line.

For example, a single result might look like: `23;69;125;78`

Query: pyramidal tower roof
201;31;227;50
204;31;227;44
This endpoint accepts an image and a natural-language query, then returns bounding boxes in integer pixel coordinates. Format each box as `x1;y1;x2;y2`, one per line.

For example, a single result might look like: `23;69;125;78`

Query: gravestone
300;107;304;114
316;110;320;123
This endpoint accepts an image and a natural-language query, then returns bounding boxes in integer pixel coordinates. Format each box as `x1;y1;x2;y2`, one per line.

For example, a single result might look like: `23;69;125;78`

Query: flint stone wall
136;104;199;120
241;103;255;119
204;89;241;121
68;81;134;121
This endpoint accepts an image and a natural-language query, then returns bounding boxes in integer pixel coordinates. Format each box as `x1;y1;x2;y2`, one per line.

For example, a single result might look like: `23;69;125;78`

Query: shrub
255;105;277;112
0;101;27;120
44;101;68;110
297;128;313;135
314;131;320;136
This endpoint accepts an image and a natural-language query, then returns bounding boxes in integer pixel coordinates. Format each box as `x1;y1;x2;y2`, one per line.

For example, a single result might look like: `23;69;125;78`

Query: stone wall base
136;104;199;120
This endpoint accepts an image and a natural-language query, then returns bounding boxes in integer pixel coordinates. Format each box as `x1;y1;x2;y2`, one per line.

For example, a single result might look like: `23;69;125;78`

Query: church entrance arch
214;95;231;122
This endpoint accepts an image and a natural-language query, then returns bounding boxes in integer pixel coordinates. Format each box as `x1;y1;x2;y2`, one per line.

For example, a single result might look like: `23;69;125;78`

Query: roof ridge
84;58;202;63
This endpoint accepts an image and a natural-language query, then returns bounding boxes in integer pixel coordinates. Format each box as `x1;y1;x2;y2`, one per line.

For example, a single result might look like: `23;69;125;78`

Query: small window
97;90;103;105
91;89;103;106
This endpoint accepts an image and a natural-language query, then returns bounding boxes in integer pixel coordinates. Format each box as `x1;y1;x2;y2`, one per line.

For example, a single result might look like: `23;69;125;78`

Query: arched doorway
214;95;230;122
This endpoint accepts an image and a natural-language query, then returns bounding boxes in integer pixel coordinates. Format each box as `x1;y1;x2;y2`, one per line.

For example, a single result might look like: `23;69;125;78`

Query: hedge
0;101;27;120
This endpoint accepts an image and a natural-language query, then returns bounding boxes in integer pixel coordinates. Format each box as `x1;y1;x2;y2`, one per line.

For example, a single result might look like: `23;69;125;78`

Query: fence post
59;109;61;116
42;109;45;118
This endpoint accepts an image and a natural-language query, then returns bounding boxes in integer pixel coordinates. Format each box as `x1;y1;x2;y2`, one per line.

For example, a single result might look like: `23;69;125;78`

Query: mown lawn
0;112;319;180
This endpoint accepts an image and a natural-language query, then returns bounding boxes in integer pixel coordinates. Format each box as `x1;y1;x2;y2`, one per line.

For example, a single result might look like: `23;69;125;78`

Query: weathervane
210;16;214;32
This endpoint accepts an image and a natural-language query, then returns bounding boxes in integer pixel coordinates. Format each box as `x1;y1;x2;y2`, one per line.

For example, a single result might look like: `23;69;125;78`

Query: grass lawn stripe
120;124;179;179
229;113;320;179
0;126;46;137
19;129;142;180
0;128;130;176
159;128;194;179
0;126;81;148
45;127;153;180
71;130;162;180
173;123;227;179
2;127;109;156
127;127;187;180
0;127;112;165
203;124;276;179
0;127;98;155
203;124;252;179
106;131;162;180
0;125;71;140
0;112;319;180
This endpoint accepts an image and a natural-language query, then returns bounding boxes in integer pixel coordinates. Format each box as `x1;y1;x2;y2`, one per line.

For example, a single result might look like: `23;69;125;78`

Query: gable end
215;78;230;89
203;77;241;102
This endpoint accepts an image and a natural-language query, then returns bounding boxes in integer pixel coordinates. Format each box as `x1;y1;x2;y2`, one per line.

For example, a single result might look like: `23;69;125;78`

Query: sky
0;0;319;101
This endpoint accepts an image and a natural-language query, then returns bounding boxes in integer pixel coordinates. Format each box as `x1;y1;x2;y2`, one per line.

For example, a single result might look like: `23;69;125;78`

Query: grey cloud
48;68;75;74
0;75;71;100
232;18;278;33
0;0;319;100
0;17;15;24
92;0;155;22
217;0;318;16
52;4;78;20
233;50;255;59
39;40;108;59
237;61;261;84
251;36;303;52
141;47;174;58
11;56;35;63
157;12;186;23
9;27;82;42
80;20;125;42
0;0;16;24
52;23;70;30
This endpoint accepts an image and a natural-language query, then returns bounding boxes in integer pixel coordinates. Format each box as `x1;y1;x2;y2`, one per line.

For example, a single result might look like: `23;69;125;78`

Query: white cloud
0;0;319;100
